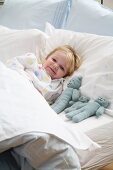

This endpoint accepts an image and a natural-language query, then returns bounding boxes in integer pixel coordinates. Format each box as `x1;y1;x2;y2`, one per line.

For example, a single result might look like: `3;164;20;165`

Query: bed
60;113;113;170
0;0;113;170
0;56;99;170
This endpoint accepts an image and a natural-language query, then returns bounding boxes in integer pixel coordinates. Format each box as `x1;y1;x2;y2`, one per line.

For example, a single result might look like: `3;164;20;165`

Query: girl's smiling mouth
46;66;56;76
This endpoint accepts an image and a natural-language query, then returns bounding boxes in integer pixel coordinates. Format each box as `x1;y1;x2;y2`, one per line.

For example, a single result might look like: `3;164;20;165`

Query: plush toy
64;95;90;113
51;76;82;113
65;97;110;123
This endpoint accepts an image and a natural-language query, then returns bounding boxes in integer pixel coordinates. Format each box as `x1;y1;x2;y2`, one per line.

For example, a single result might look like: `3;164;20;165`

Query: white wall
104;0;113;9
97;0;113;9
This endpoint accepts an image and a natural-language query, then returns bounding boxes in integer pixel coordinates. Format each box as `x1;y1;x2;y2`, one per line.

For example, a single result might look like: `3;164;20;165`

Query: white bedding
0;60;100;169
60;112;113;133
59;112;113;169
0;24;113;169
0;0;113;168
0;132;81;170
43;24;113;169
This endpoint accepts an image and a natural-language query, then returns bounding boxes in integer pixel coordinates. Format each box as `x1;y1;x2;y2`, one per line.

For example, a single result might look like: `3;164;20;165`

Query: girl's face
43;51;68;79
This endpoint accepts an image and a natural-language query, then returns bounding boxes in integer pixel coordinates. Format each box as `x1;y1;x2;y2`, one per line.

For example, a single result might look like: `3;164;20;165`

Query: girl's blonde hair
46;45;81;77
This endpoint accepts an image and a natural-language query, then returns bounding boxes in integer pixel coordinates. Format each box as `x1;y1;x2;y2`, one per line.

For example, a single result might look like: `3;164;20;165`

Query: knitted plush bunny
51;76;82;113
65;97;110;123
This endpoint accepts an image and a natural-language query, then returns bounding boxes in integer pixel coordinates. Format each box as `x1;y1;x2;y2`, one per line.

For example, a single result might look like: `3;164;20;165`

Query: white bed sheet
59;113;113;170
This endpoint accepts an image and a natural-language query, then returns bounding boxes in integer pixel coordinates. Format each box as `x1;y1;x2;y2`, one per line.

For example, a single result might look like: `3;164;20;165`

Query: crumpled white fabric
0;61;100;168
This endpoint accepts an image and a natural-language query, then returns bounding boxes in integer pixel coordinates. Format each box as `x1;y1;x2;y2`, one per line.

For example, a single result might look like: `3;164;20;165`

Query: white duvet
0;61;99;169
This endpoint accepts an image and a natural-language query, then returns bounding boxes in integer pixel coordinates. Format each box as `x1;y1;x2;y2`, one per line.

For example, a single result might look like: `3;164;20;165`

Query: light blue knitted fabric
51;76;82;113
65;97;110;123
65;96;90;113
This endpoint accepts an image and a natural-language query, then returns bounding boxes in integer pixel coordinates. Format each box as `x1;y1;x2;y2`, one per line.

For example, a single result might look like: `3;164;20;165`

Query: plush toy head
67;76;82;89
95;97;110;108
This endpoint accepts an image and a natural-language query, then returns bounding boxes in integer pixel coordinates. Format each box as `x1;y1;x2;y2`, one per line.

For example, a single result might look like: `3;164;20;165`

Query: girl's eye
60;65;64;71
52;58;56;62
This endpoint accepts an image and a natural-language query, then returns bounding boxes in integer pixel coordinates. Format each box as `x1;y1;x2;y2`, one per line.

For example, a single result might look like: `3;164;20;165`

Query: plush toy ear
67;76;82;89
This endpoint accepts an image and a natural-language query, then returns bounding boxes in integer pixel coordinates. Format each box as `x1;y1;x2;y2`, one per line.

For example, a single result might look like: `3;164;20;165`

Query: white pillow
0;0;71;31
64;0;113;36
45;23;113;115
0;26;47;63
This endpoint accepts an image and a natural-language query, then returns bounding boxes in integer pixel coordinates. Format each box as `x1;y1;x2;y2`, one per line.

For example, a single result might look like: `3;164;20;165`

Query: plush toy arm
79;96;90;102
68;100;75;106
96;106;105;118
72;89;80;101
51;88;73;113
65;102;87;113
67;89;81;107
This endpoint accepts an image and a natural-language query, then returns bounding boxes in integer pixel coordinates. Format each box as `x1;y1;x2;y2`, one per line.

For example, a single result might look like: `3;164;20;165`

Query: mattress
59;112;113;170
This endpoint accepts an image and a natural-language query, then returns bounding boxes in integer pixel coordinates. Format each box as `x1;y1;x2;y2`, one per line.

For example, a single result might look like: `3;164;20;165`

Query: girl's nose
53;63;59;70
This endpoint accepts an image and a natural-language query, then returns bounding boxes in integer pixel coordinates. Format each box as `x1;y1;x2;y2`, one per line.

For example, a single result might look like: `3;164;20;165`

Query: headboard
101;0;103;4
0;0;4;5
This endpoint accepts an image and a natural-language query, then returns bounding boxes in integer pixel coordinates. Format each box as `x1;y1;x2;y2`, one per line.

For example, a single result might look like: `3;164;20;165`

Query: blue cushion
0;0;71;31
64;0;113;36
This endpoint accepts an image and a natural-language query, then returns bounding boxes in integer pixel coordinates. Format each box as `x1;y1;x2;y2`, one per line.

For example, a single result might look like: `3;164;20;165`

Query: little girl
7;45;81;104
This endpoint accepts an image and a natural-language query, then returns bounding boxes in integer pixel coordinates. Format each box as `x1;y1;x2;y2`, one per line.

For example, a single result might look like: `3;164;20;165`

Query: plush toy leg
65;107;85;119
72;111;87;123
72;108;99;123
65;102;87;113
51;88;73;113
